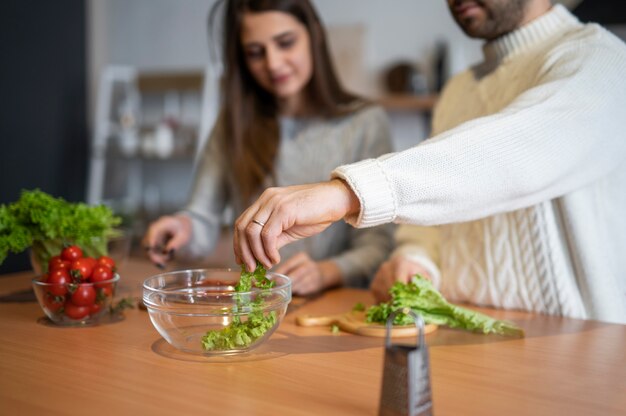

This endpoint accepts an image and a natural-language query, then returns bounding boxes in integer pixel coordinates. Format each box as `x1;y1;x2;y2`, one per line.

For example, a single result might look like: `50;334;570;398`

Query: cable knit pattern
332;5;626;323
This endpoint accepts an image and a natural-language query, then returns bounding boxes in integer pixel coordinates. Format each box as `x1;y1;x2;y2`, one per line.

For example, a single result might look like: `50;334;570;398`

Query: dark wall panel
0;0;87;273
573;1;626;25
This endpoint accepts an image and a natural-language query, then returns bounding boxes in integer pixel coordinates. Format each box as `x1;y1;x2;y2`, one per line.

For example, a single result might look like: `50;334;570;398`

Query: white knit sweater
332;5;626;323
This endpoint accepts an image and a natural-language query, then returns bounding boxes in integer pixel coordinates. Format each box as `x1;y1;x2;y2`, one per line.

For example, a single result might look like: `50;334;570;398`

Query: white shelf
87;66;205;232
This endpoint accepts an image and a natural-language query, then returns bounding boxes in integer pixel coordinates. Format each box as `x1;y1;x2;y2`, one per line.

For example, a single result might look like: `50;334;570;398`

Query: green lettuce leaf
201;262;277;351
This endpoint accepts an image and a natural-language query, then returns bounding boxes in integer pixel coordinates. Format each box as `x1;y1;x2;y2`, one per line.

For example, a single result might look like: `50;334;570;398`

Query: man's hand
233;179;360;271
371;255;434;302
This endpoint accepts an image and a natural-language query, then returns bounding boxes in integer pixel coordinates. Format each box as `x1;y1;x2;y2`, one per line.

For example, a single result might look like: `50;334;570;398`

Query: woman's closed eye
245;39;295;59
245;46;265;60
276;36;295;50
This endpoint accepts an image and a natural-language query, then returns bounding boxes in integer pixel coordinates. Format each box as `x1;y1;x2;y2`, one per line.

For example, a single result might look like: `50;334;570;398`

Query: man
234;0;626;324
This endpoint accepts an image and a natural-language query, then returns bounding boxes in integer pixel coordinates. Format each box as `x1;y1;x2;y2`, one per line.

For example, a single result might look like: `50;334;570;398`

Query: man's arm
333;31;626;228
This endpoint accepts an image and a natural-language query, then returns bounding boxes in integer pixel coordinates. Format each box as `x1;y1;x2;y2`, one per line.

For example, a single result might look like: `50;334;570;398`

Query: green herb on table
352;302;366;312
0;189;121;272
331;324;340;334
109;297;136;316
201;262;277;351
366;275;524;337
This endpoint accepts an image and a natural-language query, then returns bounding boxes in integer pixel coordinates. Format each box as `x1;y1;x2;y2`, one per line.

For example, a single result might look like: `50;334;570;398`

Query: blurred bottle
433;40;449;93
385;61;429;95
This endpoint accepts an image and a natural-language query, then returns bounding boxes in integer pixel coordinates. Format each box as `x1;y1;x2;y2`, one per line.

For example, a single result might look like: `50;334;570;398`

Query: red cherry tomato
98;285;114;298
46;269;71;296
51;260;72;272
97;256;116;270
43;293;64;312
49;255;62;265
83;256;97;269
71;258;94;281
64;302;90;320
91;265;113;285
89;302;103;315
70;284;96;306
61;245;83;262
48;256;71;272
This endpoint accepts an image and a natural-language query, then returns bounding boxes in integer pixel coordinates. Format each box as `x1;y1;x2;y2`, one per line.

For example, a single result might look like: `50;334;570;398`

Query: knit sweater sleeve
176;124;229;260
325;106;395;285
332;29;626;227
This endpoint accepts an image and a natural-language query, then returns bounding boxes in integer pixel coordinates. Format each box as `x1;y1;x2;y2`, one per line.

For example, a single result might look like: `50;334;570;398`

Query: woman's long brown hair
209;0;365;204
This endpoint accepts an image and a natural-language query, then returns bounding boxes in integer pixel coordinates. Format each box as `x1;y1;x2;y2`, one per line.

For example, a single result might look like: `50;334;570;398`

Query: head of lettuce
0;189;122;273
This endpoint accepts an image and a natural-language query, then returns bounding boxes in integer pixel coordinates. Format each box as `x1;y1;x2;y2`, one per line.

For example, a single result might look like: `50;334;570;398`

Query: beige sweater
333;5;626;323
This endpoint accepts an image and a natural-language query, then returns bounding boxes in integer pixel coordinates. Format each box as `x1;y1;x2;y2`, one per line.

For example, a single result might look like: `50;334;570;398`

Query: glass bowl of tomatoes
31;245;121;326
143;268;291;355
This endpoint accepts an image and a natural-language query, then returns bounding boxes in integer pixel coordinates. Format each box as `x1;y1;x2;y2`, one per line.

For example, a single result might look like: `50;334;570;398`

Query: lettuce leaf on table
366;276;524;337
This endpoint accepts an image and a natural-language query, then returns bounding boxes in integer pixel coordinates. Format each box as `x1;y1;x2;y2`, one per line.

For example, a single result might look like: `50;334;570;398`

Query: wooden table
1;258;625;415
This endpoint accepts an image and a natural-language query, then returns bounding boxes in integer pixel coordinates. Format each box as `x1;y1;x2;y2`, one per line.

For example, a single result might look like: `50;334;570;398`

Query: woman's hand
370;255;434;302
233;179;360;271
274;252;341;296
142;214;192;267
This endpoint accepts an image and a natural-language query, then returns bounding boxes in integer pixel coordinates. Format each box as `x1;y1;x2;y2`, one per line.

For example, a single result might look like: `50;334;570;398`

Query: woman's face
241;10;313;108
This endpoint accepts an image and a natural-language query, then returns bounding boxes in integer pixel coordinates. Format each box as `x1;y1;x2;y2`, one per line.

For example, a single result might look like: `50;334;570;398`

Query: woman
143;0;394;295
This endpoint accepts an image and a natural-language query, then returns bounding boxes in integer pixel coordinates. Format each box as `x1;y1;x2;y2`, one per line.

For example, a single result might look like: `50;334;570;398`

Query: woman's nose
265;46;283;71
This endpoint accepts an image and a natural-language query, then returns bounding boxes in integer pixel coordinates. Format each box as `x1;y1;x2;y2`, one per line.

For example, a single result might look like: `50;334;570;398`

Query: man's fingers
371;261;392;302
244;220;273;269
372;278;390;303
395;262;416;284
234;225;256;272
258;211;282;266
233;205;259;271
233;192;284;271
393;257;432;283
233;181;354;272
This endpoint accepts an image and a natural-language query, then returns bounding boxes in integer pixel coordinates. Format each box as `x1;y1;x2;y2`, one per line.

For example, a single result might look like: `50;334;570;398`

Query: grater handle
385;308;425;349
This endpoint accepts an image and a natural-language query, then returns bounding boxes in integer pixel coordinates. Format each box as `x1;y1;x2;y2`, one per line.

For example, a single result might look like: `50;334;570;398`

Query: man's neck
518;0;553;28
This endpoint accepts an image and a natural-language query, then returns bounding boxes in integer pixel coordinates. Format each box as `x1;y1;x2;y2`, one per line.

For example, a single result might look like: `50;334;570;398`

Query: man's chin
459;20;485;38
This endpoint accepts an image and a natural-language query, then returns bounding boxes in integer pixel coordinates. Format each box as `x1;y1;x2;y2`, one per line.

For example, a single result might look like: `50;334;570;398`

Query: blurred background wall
87;0;480;99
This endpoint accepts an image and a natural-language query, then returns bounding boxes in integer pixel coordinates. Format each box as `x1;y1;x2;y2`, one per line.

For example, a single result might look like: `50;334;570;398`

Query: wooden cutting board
296;311;437;338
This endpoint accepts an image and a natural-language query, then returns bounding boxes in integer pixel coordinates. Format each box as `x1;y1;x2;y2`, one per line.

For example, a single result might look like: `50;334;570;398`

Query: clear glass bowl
32;274;120;326
143;269;291;355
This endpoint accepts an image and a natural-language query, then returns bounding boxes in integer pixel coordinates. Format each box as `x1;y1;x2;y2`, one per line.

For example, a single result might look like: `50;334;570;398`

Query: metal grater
379;308;433;416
